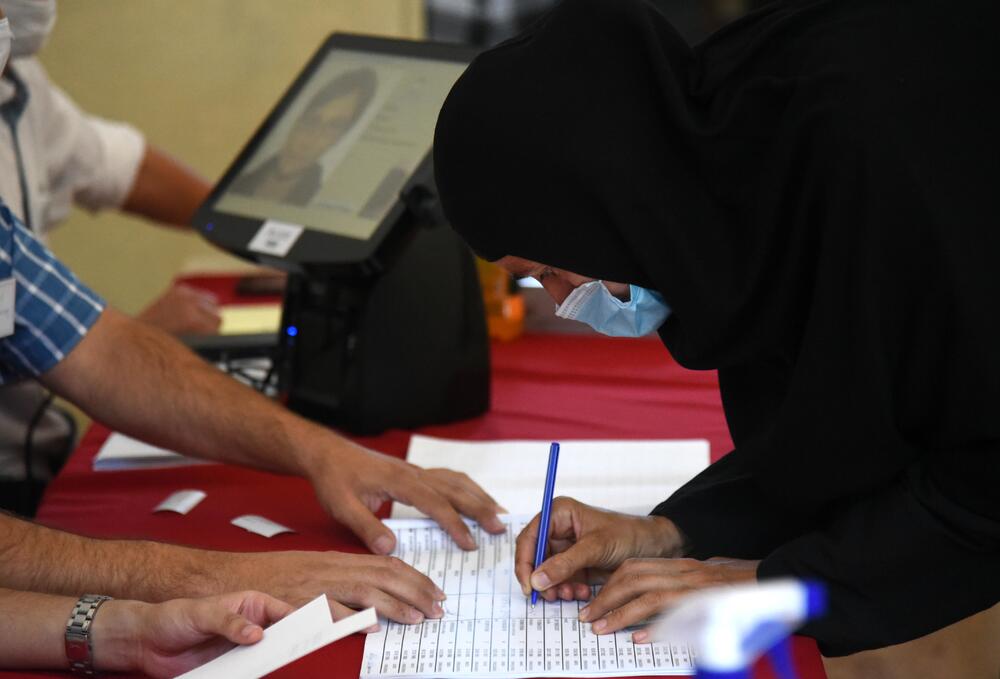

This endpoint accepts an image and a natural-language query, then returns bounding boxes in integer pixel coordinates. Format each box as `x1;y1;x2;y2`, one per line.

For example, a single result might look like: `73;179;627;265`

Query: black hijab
435;0;1000;655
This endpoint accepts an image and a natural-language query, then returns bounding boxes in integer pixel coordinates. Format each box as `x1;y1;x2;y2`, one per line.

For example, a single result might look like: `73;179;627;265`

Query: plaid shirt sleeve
0;201;105;384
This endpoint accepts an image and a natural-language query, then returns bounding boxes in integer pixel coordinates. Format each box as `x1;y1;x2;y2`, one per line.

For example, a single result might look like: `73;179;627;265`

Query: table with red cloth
11;275;826;679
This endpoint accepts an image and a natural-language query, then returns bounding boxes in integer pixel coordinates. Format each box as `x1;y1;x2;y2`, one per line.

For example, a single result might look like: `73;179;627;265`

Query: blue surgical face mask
554;280;671;337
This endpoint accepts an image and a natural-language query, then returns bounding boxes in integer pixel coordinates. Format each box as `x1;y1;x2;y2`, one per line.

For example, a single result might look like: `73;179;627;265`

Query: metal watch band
65;594;113;676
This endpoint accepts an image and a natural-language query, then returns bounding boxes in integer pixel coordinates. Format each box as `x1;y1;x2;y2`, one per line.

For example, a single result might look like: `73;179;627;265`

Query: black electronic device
192;33;489;434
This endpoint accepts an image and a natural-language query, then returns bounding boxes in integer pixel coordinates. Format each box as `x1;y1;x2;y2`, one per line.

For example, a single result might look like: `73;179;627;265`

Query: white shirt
0;57;145;235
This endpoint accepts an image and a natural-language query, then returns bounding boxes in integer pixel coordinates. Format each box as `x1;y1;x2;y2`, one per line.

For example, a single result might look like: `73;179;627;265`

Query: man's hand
514;497;684;602
227;550;447;624
581;558;759;641
306;440;506;553
93;591;293;678
137;284;221;336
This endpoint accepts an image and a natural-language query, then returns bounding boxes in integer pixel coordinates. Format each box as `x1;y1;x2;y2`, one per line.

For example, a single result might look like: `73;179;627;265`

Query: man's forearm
0;513;233;603
121;145;212;228
41;307;336;478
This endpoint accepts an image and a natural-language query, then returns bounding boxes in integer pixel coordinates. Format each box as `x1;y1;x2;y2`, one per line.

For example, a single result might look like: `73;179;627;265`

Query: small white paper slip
0;278;15;338
177;595;376;679
153;489;206;515
247;219;304;257
231;514;294;538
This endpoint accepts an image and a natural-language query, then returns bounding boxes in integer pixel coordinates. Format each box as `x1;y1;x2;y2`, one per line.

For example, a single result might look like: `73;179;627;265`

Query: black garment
229;155;322;207
434;0;1000;656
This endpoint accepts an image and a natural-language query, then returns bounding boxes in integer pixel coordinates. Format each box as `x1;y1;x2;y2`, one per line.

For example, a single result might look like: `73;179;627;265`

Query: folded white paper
178;594;376;679
93;433;205;471
153;489;206;515
231;514;294;538
393;436;710;518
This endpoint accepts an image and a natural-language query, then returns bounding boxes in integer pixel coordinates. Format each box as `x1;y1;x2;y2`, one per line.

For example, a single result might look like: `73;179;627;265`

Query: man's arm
41;307;504;553
119;144;213;228
0;511;442;624
0;586;292;676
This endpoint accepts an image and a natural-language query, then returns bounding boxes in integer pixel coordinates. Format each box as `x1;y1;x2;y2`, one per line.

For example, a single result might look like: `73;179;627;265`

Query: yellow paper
219;304;282;335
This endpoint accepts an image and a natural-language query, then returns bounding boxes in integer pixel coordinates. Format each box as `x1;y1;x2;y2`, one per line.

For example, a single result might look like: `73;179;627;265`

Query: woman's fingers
590;591;678;635
514;513;542;595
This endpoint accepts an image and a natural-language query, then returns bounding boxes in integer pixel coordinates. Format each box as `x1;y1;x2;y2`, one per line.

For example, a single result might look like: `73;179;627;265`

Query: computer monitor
193;34;474;273
192;34;490;434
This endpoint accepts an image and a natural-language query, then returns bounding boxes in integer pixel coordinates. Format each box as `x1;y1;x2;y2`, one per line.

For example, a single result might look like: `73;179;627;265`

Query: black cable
22;391;53;517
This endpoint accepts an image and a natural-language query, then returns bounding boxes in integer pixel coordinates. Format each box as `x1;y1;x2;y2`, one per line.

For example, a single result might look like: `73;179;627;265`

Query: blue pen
531;442;560;608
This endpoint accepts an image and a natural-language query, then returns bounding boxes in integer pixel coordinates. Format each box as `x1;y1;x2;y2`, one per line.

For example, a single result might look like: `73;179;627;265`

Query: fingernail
592;619;607;633
432;603;445;618
364;624;381;634
464;531;476;548
241;624;259;639
373;535;393;554
579;606;590;622
409;610;425;624
530;572;551;590
435;588;447;601
633;630;649;643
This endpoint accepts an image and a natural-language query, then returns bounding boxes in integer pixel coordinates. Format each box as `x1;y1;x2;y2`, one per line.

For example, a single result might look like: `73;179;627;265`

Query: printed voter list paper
179;594;375;679
393;436;709;519
93;433;207;471
362;516;696;678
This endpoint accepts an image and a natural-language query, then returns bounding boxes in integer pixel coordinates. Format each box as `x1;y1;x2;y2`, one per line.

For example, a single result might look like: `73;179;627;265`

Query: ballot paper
361;517;696;678
392;436;710;519
92;433;205;471
179;594;375;679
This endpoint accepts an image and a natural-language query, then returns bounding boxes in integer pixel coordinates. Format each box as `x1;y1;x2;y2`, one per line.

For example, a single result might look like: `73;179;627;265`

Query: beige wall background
40;0;425;316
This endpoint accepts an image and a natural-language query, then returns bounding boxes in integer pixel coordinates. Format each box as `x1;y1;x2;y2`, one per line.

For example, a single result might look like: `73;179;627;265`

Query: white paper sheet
92;433;206;471
362;517;696;678
393;436;709;519
179;594;375;679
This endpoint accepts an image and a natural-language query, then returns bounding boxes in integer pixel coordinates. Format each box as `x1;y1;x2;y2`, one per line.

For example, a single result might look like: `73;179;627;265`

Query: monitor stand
275;222;490;435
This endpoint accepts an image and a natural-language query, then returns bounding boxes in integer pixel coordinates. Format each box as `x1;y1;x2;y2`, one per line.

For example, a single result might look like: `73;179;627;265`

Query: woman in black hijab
434;0;1000;673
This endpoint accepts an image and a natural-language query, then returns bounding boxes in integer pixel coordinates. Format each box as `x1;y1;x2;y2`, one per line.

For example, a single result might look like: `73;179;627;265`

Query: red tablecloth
18;286;825;679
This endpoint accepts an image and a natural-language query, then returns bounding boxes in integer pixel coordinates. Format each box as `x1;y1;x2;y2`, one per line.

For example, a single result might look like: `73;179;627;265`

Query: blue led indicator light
286;325;298;337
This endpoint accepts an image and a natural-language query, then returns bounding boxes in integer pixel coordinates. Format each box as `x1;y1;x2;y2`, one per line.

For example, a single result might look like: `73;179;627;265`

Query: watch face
65;635;90;662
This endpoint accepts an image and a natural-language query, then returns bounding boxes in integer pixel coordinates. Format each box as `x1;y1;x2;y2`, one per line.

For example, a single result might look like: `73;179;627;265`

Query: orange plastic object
476;258;525;342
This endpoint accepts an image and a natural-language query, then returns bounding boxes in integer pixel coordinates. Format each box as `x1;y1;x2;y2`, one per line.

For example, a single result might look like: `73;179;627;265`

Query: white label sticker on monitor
248;219;304;257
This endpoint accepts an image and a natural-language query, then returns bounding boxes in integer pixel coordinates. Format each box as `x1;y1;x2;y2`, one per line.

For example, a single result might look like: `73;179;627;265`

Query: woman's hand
93;591;293;678
579;557;760;640
514;497;685;602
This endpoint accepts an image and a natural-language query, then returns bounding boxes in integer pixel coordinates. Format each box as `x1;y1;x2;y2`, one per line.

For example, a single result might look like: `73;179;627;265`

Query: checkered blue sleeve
0;203;105;384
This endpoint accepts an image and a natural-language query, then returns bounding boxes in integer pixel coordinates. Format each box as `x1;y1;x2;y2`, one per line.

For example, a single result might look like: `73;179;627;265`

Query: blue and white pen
531;442;560;608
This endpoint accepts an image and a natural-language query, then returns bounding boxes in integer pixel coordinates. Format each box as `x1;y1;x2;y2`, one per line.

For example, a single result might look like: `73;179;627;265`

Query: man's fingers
371;558;446;619
241;592;295;626
441;484;505;534
197;604;262;646
401;484;476;550
334;495;397;555
363;588;429;625
328;598;359;622
440;471;506;532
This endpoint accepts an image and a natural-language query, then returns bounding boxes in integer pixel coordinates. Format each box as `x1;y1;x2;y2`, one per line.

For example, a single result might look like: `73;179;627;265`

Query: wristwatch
65;594;113;676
